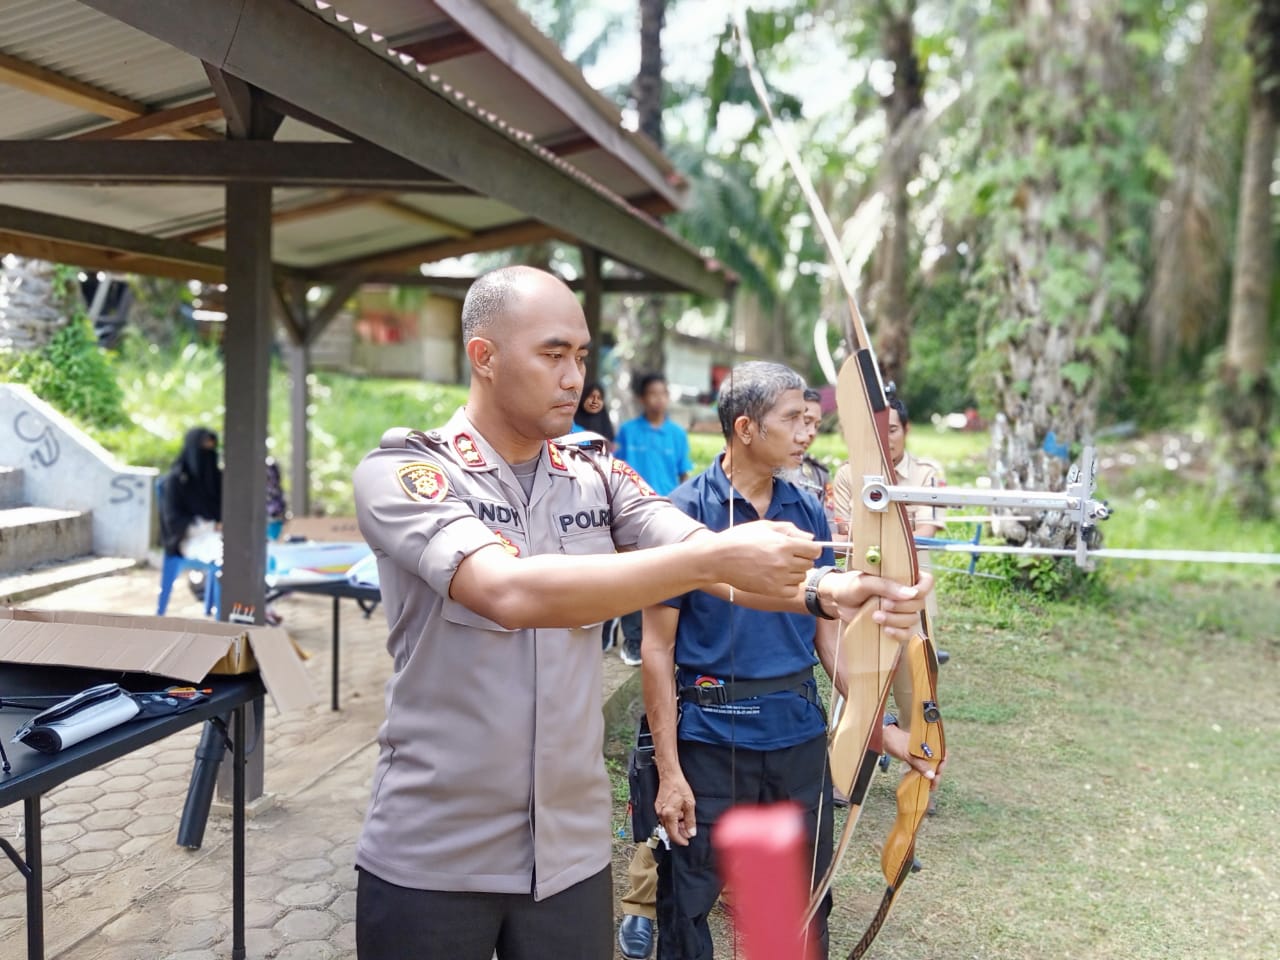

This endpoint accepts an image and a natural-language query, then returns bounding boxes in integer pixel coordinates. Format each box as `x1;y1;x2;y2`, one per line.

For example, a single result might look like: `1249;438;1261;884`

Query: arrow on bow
733;9;946;956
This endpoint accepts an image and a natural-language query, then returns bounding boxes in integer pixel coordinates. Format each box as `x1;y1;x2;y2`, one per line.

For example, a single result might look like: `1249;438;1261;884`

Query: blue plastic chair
157;553;221;616
156;475;222;617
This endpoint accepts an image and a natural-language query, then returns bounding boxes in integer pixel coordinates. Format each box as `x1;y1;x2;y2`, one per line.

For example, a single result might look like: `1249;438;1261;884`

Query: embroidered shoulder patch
454;433;486;468
546;441;569;472
493;530;520;556
611;458;655;496
396;461;449;503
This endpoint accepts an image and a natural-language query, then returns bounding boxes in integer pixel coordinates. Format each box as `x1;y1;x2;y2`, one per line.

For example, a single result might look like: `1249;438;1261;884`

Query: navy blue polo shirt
665;454;834;750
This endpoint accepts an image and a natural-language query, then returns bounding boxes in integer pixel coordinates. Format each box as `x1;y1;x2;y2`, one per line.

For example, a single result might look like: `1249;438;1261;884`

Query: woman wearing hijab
159;427;223;562
572;384;623;650
573;381;616;445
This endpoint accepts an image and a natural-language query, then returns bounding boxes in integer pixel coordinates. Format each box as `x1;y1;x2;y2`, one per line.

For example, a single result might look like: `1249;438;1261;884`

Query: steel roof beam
0;140;458;190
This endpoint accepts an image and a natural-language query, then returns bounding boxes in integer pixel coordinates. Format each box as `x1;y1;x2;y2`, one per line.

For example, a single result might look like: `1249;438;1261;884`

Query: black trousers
356;865;613;960
655;735;834;960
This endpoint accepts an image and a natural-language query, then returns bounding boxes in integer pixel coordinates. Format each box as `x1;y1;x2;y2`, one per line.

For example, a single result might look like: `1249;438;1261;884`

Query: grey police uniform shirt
352;408;703;900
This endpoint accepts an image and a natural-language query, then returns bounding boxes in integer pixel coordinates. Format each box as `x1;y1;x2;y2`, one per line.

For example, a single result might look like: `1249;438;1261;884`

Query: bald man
351;266;932;960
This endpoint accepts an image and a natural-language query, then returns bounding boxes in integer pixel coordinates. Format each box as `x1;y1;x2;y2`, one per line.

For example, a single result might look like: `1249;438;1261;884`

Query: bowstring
726;249;740;960
733;6;874;951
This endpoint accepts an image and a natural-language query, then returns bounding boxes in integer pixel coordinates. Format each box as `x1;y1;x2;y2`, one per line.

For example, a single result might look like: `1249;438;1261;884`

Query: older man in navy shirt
639;362;938;960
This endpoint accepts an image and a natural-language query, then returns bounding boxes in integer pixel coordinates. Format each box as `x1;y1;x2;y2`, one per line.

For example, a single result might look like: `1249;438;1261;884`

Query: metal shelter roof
0;0;727;298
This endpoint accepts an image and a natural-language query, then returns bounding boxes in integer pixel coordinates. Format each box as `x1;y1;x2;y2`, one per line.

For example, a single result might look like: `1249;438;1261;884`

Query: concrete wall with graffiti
0;385;155;560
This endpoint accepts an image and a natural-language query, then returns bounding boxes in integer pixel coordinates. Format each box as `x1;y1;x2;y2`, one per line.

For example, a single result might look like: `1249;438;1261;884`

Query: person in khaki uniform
832;396;947;653
352;266;934;960
832;397;945;540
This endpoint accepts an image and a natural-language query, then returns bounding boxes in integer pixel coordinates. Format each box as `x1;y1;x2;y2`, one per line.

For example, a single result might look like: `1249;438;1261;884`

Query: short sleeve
832;463;853;523
605;455;703;552
353;447;498;596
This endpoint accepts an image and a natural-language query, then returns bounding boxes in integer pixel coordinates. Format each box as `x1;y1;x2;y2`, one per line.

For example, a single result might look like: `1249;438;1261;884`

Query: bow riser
831;349;921;796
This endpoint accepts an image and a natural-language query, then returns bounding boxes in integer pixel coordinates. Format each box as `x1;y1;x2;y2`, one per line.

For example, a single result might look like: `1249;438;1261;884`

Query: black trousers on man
356;864;613;960
655;734;833;960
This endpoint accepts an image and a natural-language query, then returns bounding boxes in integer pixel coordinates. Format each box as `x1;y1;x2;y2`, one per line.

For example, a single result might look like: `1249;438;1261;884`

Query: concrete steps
0;554;139;604
0;466;20;507
0;465;139;601
0;504;95;573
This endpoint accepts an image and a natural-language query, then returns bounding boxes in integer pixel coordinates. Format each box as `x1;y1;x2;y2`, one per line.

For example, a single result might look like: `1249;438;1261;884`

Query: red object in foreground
714;803;820;960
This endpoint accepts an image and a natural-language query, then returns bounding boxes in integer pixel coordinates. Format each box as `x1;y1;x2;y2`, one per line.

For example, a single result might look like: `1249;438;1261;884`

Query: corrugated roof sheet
0;0;724;290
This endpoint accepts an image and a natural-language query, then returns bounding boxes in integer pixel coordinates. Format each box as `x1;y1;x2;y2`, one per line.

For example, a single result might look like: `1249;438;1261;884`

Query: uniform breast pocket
555;505;615;556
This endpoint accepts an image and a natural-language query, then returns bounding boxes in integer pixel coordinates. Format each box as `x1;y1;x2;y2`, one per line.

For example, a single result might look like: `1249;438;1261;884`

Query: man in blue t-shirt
638;362;940;960
613;373;694;666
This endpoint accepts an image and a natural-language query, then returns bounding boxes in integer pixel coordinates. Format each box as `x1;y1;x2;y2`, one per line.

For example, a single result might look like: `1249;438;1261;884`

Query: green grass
606;573;1280;960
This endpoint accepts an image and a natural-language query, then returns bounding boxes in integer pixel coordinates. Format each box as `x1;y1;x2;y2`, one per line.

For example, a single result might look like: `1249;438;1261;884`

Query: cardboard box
0;608;317;713
281;516;364;543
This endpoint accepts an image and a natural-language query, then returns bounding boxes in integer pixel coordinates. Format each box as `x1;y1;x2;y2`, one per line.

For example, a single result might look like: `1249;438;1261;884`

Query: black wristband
804;565;837;620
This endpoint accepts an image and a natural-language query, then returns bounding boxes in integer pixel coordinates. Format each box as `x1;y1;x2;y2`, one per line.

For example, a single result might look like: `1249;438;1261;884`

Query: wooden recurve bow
733;8;946;950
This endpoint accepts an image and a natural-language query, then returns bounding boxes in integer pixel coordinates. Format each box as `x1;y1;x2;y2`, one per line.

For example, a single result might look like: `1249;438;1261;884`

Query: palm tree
0;256;74;352
614;0;670;412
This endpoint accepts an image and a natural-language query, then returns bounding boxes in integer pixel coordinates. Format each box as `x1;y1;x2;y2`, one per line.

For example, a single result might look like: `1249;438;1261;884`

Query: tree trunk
983;0;1134;550
633;0;666;149
867;2;923;394
0;257;74;351
615;297;666;418
617;0;669;413
1215;81;1276;517
1143;2;1232;371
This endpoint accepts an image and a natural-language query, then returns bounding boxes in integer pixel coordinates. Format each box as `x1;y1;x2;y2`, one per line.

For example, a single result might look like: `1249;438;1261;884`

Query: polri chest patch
396;461;449;503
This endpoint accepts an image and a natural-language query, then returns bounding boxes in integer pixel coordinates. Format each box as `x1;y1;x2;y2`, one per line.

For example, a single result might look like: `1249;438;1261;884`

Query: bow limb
847;630;945;958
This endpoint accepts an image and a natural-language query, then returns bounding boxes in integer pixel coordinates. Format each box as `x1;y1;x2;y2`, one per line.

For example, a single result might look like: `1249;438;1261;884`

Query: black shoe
601;618;618;651
620;636;642;667
936;649;951;666
618;915;654;960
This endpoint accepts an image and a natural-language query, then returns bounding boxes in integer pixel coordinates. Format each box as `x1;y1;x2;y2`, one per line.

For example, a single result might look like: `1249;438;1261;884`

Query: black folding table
268;579;380;711
0;663;264;960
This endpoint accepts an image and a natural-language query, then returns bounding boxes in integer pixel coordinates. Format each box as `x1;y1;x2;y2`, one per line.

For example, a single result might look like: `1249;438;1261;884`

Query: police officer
832;396;945;538
352;266;932;960
832;394;949;668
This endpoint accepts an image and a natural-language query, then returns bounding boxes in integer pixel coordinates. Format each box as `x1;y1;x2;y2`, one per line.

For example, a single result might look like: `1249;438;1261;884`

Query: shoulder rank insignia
453;433;487;468
546;441;569;472
612;458;656;496
396;461;448;503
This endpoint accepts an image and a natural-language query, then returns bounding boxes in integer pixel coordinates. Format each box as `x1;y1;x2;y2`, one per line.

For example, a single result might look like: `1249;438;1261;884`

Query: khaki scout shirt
832;451;947;532
352;408;702;900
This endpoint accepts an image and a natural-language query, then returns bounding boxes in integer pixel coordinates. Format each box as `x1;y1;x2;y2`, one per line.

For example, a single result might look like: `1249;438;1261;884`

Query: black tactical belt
677;667;815;707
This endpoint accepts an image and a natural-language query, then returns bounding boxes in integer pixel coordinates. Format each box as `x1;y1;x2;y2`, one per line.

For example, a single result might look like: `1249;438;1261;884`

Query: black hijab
172;427;222;521
574;382;615;441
